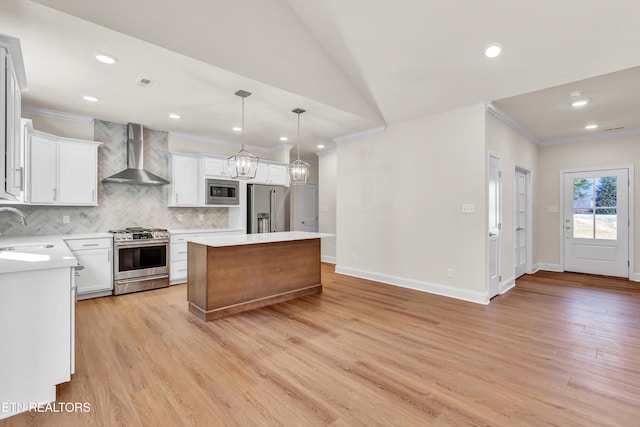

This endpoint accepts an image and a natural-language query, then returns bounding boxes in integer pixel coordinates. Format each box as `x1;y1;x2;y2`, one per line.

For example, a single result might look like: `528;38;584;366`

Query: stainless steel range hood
102;123;169;185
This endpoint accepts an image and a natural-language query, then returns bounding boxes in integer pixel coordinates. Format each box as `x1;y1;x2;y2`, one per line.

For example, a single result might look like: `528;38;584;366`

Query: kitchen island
187;231;332;321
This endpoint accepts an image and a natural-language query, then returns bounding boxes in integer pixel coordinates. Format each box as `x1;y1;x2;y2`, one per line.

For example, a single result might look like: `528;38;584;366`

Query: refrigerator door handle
270;189;276;232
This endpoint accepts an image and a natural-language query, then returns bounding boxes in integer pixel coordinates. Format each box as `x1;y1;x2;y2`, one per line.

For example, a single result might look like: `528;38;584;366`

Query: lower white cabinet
64;237;113;298
169;229;242;284
0;267;74;420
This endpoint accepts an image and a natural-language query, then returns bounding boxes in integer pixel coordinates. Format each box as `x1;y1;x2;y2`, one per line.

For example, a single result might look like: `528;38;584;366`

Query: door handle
516;227;524;231
489;232;497;237
565;226;571;230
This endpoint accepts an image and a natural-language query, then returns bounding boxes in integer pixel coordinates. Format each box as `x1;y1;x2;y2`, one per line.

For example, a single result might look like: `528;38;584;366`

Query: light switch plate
462;204;475;214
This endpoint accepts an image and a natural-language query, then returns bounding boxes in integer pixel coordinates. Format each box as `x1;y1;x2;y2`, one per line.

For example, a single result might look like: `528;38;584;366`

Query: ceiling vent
136;77;154;88
603;126;625;132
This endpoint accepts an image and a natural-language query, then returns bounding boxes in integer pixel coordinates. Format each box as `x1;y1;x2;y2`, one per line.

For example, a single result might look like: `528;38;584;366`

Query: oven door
114;240;169;281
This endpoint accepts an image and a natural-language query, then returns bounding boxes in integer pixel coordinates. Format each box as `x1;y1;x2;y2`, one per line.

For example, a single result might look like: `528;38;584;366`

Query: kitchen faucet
0;207;27;227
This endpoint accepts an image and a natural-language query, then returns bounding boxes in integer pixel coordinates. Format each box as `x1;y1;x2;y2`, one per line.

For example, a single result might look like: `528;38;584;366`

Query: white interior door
298;184;318;232
514;169;528;278
563;169;629;277
488;155;501;298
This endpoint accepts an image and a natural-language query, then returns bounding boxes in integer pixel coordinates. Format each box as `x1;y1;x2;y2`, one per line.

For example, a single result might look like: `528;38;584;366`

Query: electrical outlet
447;268;454;278
351;254;357;263
177;214;183;222
199;214;204;221
62;215;70;224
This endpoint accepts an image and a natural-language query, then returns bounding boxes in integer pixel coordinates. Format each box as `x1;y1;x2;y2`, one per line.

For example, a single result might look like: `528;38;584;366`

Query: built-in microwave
206;178;239;205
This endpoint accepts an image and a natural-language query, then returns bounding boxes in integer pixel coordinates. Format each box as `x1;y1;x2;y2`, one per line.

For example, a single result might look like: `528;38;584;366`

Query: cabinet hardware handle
82;243;100;247
92;189;95;202
178;251;187;254
178;269;187;272
176;193;179;204
53;188;57;201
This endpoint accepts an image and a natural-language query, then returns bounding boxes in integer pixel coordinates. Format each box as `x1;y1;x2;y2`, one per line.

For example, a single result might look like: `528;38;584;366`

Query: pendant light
228;90;259;180
289;108;310;185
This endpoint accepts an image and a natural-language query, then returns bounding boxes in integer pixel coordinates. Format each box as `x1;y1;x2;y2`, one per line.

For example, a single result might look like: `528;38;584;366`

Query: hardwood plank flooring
2;267;639;426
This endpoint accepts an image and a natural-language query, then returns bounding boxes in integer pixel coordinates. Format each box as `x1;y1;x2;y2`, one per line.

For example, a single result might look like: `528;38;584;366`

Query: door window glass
573;177;617;240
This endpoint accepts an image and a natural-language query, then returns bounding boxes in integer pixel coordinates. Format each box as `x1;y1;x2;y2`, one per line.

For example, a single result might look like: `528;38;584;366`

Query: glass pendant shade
228;89;259;180
228;144;258;179
289;108;310;185
289;158;310;184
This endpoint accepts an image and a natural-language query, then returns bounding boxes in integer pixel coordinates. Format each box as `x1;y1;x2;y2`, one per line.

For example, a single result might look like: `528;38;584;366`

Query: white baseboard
534;263;563;272
334;265;489;305
629;272;640;282
321;255;336;264
500;276;515;294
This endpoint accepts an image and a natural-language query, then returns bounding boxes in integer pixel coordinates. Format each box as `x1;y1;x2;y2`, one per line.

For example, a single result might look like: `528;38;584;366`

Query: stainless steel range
110;227;170;295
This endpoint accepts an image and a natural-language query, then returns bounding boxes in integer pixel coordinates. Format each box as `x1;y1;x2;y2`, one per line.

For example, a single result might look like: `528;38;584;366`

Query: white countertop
168;228;243;235
0;235;79;274
189;231;334;248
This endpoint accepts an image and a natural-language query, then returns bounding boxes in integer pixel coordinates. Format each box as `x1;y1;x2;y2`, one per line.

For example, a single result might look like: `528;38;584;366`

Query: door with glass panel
563;169;629;277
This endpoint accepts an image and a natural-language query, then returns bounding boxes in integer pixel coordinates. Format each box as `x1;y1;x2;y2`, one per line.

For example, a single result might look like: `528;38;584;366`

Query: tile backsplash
0;120;228;237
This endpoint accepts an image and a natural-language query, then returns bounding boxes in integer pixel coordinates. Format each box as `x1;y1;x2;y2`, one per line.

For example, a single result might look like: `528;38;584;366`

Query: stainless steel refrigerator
247;184;290;233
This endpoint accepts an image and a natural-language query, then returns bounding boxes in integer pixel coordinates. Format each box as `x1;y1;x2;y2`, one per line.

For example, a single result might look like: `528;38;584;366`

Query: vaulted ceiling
3;0;640;155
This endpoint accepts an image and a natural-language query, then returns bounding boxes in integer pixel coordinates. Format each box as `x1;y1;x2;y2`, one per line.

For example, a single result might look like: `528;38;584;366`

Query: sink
0;243;55;252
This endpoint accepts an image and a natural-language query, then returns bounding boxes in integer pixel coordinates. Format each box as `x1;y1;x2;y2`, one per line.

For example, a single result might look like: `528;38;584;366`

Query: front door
488;155;501;298
514;169;528;278
563;169;629;277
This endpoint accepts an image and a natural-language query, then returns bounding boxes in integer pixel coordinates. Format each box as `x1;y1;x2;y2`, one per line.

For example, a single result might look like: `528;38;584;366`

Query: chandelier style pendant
228;90;259;180
289;108;310;185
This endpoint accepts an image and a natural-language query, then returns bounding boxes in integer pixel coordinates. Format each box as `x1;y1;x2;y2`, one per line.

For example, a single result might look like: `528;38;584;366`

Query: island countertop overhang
188;231;334;248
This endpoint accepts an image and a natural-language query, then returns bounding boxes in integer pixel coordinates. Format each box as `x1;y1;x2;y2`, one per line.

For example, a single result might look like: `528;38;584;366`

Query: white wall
22;113;94;140
485;113;538;286
169;133;291;163
536;135;640;275
336;104;488;303
318;150;337;262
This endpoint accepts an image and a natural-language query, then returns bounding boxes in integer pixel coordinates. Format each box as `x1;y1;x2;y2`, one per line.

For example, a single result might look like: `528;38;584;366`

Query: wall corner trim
629;272;640;282
335;265;489;305
321;255;337;264
485;102;540;145
500;276;516;294
536;263;563;272
333;125;386;144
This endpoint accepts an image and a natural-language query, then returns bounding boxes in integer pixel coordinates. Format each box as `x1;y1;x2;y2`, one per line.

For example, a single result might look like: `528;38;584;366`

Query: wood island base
187;237;322;321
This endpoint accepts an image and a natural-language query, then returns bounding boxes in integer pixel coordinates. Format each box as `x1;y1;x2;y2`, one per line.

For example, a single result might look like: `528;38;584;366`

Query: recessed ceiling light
232;127;242;132
279;136;288;141
317;144;325;149
485;43;502;58
95;54;116;65
585;124;598;130
571;99;590;107
82;95;99;102
168;113;181;119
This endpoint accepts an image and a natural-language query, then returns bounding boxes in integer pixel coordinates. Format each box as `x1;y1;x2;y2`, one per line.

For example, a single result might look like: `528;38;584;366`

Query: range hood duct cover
102;123;169;185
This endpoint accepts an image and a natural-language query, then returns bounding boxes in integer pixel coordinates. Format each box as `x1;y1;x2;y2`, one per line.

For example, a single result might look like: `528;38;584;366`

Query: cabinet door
29;135;58;203
59;142;97;205
268;164;289;186
5;53;22;197
203;156;230;178
171;155;199;205
73;249;113;294
253;162;269;183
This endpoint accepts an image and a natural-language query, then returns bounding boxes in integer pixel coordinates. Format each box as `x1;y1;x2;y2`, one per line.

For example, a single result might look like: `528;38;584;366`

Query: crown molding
333;125;386;144
22;105;94;123
539;127;640;147
485;103;540;145
169;130;291;154
316;148;337;156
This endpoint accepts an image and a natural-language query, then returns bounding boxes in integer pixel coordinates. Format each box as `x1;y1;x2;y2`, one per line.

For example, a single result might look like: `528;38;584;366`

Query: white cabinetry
0;267;74;420
202;156;231;178
64;237;113;298
169;229;242;284
27;131;101;205
253;162;289;186
0;35;27;201
168;153;200;206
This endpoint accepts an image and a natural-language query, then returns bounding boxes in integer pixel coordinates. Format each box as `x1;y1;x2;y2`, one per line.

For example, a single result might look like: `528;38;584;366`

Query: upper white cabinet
0;35;27;201
253;162;289;186
27;130;101;206
168;153;200;206
202;156;230;178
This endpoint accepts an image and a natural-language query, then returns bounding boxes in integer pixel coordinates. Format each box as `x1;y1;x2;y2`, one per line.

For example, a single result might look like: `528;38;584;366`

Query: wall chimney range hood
102;123;169;185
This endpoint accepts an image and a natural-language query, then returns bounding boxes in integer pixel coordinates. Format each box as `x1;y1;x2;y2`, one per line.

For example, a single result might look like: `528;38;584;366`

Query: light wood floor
2;266;639;426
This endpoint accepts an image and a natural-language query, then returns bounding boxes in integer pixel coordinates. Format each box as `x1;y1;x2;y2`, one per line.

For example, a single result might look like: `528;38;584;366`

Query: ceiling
2;0;640;157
